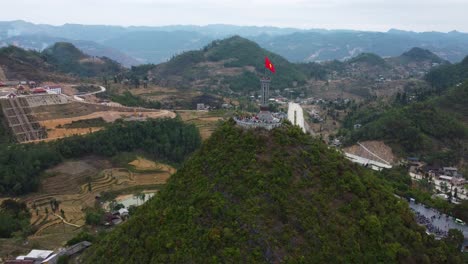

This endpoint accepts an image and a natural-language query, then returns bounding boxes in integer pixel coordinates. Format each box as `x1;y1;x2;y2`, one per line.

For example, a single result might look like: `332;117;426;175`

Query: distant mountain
142;36;307;92
102;31;213;64
252;30;468;63
84;121;464;263
0;43;122;80
2;21;468;65
400;47;445;63
0;34;140;67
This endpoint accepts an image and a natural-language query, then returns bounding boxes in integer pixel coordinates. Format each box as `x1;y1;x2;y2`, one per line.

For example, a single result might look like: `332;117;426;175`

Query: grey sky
2;0;467;32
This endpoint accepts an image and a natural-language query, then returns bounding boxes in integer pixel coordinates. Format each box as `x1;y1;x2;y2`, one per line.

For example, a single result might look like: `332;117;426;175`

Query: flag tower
257;57;275;121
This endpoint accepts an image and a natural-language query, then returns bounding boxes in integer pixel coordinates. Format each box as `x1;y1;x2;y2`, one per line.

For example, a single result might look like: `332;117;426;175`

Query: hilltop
84;121;463;263
42;42;122;77
135;36;308;93
0;43;122;81
0;34;140;67
0;45;68;81
399;47;445;63
348;53;389;67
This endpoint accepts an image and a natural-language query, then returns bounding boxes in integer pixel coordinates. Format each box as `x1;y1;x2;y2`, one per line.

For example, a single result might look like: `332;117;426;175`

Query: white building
287;102;306;132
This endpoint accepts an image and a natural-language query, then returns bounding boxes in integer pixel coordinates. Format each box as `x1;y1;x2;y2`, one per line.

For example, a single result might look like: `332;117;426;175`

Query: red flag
265;57;275;73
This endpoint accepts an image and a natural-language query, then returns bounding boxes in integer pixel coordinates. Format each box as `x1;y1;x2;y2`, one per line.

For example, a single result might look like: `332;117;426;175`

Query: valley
0;26;467;263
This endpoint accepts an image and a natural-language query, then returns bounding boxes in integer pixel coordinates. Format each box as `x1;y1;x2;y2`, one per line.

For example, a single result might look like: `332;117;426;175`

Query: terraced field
17;156;175;251
176;110;224;140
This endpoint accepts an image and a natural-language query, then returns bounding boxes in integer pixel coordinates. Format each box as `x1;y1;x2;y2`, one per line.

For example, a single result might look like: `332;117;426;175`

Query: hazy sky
2;0;468;32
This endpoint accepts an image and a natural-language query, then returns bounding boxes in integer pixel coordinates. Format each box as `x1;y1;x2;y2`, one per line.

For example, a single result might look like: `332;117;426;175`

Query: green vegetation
66;231;96;246
426;55;468;91
42;42;122;78
61;117;107;129
0;43;123;80
0;45;62;81
341;83;468;163
0;110;13;144
0;118;201;195
74;84;101;94
206;36;308;89
110;91;161;109
298;60;346;81
0;199;31;238
85;208;105;226
146;36;308;92
400;47;444;63
43;42;122;77
347;53;389;68
84;121;463;263
222;71;259;92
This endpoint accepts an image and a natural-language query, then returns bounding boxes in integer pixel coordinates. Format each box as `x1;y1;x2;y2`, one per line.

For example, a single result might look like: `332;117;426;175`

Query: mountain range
1;20;468;66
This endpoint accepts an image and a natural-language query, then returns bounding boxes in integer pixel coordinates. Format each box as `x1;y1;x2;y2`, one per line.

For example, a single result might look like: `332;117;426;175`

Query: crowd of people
412;209;449;237
234;113;283;124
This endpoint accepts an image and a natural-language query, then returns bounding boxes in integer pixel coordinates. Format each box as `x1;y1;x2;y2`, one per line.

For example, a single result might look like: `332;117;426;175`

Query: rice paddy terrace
19;156;175;247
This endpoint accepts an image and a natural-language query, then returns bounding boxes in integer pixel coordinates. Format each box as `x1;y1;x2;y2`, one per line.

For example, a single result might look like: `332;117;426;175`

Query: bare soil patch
343;140;396;164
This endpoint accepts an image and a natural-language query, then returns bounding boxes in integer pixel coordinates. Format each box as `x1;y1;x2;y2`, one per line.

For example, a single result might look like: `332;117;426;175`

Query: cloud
1;0;467;32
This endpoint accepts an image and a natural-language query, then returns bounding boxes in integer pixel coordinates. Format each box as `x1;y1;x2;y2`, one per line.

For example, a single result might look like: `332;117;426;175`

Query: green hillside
146;36;308;92
43;42;122;77
426;55;468;91
341;83;468;164
0;43;123;80
347;52;389;68
0;45;68;81
400;47;444;63
84;121;463;263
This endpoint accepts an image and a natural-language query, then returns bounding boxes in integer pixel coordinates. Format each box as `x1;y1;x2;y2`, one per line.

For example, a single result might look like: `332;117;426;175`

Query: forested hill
426;55;468;91
132;36;308;92
0;46;70;81
399;47;445;63
84;121;463;263
42;42;122;77
0;43;122;81
341;82;468;165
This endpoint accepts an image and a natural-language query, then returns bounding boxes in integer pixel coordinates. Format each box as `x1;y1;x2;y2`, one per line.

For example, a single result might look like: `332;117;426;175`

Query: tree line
0;118;201;195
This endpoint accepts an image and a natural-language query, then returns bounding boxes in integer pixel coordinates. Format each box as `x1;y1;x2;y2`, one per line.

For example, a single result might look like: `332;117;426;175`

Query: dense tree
84;121;463;263
0;199;31;238
0;118;201;195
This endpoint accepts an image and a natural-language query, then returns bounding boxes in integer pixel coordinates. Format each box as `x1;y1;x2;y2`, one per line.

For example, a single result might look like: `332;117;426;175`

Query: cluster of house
0;81;62;99
5;241;91;264
408;158;467;203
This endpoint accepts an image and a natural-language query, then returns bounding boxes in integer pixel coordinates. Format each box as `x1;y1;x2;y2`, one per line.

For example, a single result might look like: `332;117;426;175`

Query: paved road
409;201;468;249
74;85;106;96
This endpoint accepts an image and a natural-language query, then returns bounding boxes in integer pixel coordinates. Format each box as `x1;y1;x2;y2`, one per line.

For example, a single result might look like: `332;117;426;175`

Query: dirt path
343;141;396;164
53;213;82;228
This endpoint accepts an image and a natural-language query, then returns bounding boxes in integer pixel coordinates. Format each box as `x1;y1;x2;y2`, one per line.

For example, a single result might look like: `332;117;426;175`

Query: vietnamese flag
265;57;275;73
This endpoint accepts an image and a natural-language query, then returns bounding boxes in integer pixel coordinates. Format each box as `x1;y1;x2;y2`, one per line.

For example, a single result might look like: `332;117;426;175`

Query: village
408;158;467;203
